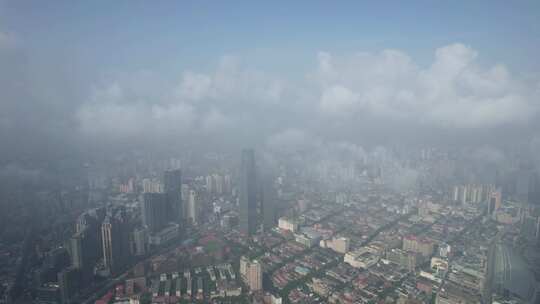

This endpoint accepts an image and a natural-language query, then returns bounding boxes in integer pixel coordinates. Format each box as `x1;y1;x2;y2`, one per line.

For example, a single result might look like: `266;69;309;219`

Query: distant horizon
1;1;540;163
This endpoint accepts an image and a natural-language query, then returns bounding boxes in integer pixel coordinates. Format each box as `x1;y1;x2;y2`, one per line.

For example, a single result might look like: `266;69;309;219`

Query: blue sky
2;1;539;75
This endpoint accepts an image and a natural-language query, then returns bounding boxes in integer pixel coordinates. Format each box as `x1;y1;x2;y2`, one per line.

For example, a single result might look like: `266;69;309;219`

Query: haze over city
0;1;539;304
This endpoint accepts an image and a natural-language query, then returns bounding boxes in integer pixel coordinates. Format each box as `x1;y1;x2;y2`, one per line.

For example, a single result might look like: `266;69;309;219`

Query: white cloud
201;108;232;132
470;146;506;164
320;85;360;115
74;55;287;141
176;71;212;101
314;43;539;128
77;102;144;139
75;43;540;146
151;102;195;133
266;128;321;152
175;55;283;105
77;83;196;140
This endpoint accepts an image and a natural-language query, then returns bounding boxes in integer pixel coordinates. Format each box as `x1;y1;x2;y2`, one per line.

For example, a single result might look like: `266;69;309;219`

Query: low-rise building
148;223;180;246
344;248;380;269
320;236;350;254
386;248;420;272
403;235;434;257
295;228;322;248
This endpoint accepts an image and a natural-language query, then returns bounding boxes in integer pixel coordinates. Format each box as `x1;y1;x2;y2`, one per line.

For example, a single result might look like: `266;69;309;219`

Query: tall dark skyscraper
69;232;85;269
164;169;183;224
101;216;115;273
262;175;277;231
516;168;540;206
57;266;79;304
101;211;131;275
72;212;101;279
239;149;257;236
142;193;169;233
69;230;93;285
528;172;540;206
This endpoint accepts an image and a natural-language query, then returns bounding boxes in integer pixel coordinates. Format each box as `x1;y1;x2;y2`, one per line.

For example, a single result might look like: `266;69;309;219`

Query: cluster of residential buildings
5;148;540;304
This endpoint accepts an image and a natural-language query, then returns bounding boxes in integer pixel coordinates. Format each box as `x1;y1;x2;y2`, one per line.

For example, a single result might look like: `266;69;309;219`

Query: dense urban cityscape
1;1;540;304
1;146;539;304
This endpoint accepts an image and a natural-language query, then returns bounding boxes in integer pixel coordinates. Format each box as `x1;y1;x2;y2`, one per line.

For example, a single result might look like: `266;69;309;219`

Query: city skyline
0;1;539;304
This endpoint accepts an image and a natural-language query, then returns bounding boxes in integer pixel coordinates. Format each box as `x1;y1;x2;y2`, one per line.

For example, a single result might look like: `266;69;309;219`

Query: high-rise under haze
262;175;277;231
239;149;257;236
186;189;198;225
142;192;168;233
101;212;131;275
164;169;183;224
69;230;94;285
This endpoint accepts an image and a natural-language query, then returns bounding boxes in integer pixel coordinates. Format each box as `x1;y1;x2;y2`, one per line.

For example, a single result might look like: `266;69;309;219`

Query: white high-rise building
240;256;262;291
181;184;190;220
224;174;232;194
206;175;214;193
214;174;224;194
247;260;262;291
453;186;460;202
187;189;198;224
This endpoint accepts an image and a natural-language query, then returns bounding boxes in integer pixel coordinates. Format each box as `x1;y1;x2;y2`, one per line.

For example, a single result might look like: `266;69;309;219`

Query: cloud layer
2;41;539;160
313;44;538;128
